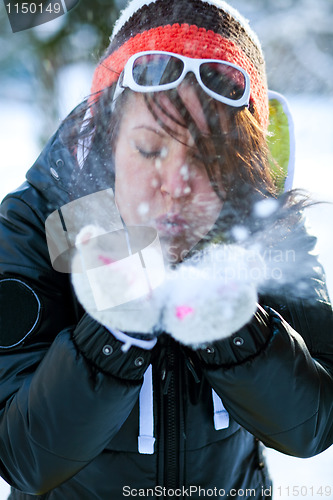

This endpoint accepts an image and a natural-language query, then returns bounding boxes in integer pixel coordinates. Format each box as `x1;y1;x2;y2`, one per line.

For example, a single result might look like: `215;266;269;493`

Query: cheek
191;193;223;223
187;178;222;230
114;152;161;221
190;171;223;212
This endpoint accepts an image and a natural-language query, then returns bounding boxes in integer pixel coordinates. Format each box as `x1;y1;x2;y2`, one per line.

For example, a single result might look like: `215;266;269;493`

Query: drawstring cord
212;389;230;430
138;364;155;454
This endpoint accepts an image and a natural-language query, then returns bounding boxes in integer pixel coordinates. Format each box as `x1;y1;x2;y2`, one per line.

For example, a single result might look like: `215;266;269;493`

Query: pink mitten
160;245;265;348
71;225;164;335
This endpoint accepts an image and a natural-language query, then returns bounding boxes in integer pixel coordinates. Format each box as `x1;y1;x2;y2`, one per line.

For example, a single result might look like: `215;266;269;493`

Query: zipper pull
185;356;201;384
161;368;172;395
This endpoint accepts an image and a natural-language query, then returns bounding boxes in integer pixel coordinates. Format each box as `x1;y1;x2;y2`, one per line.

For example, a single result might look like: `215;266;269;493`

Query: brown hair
138;78;278;203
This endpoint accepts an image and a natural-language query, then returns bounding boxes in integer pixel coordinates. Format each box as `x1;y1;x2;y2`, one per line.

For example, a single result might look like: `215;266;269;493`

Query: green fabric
267;98;290;193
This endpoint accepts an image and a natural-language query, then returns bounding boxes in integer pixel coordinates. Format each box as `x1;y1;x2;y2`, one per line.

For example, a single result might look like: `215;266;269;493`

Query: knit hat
91;0;269;129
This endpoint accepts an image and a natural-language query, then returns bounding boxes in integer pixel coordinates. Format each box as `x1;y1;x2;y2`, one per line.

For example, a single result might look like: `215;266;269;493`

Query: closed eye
137;147;162;159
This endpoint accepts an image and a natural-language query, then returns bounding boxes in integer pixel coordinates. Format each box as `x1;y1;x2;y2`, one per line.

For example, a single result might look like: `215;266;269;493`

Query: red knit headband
91;24;269;129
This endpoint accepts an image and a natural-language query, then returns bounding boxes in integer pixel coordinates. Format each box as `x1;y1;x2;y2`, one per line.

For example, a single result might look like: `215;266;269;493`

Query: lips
155;213;188;237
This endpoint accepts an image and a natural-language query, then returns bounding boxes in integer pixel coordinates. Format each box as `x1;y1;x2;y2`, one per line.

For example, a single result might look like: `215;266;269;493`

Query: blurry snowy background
0;0;333;498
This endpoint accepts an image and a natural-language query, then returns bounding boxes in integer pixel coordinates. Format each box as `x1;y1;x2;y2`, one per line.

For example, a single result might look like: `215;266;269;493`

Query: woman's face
114;89;224;262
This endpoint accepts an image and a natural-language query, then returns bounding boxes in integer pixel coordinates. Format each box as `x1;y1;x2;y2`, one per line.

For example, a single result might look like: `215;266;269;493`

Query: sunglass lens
200;63;246;101
132;54;184;87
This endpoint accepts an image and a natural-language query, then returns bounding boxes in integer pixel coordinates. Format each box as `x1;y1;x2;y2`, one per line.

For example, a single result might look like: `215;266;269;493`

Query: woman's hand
71;225;163;336
159;245;265;348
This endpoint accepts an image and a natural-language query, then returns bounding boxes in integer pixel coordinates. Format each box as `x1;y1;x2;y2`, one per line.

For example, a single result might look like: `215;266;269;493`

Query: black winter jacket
1;115;333;500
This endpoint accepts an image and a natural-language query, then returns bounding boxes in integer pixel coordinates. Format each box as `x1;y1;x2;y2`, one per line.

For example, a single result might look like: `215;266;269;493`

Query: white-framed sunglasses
112;50;251;108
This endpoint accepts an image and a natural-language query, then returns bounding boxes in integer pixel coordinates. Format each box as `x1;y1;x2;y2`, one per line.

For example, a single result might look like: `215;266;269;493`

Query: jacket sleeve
0;191;152;495
194;244;333;458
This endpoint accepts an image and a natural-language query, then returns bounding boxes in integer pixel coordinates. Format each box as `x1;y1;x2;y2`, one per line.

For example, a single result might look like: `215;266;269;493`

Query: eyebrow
132;125;166;137
133;124;190;145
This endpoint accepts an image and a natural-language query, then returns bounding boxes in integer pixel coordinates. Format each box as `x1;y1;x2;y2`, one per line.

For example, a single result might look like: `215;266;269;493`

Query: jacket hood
25;103;89;213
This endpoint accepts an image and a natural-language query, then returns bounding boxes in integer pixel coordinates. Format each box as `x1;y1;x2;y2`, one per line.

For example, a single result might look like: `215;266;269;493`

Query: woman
0;0;333;498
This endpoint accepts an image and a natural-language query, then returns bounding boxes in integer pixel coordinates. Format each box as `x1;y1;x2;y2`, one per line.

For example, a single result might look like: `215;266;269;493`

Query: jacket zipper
155;337;185;491
163;344;179;490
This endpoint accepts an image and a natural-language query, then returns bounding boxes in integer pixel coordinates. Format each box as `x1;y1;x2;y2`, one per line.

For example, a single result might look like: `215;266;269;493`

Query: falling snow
253;198;279;218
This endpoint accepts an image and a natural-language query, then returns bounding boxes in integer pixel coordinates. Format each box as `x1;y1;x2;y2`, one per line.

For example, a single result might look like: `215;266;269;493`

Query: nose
160;154;191;200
